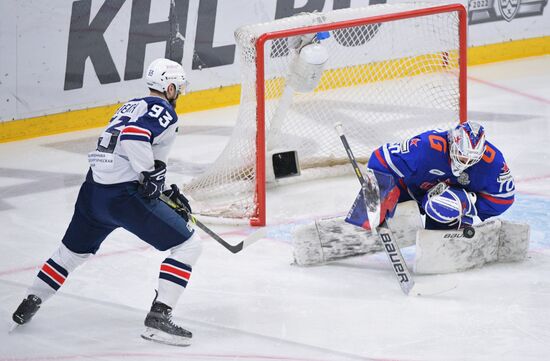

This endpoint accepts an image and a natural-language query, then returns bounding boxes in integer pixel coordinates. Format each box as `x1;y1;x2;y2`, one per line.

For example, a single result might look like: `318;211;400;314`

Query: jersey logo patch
457;172;470;185
498;162;513;182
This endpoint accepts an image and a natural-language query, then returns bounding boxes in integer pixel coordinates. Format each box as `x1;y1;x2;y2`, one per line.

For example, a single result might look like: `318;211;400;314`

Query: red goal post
183;3;468;226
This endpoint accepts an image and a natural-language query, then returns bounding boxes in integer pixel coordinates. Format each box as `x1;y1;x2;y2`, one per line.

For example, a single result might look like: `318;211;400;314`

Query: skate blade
8;322;20;334
141;327;191;347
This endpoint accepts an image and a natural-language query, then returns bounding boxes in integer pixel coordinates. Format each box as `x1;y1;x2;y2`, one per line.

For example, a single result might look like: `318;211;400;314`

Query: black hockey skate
12;295;42;325
141;298;192;346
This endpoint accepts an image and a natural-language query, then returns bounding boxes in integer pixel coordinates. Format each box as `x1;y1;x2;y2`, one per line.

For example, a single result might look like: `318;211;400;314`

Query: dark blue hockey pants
61;171;194;254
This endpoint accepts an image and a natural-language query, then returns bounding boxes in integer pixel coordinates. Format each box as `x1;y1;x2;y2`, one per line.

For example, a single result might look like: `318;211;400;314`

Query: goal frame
251;4;467;226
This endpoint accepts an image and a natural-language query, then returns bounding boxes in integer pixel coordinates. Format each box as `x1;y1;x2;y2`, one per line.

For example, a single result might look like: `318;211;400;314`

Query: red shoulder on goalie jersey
366;121;515;229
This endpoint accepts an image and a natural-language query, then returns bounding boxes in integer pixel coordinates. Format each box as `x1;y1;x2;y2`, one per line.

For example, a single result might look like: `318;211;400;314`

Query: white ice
1;56;549;361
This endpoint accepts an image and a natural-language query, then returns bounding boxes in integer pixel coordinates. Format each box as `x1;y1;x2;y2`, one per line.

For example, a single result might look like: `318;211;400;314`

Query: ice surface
1;56;549;361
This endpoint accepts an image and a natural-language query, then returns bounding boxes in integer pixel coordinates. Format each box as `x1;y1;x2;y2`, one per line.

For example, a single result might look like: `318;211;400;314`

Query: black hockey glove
138;160;166;199
163;184;192;222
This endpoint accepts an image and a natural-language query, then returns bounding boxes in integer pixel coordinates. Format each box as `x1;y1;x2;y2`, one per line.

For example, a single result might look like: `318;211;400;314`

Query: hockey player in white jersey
12;58;200;346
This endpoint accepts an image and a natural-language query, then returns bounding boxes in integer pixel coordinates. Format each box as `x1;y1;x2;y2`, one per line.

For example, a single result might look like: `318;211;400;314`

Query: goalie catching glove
163;184;192;222
422;182;477;228
138;160;167;199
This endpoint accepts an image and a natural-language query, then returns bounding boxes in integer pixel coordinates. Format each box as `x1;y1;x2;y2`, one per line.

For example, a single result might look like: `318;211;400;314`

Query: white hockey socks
156;232;202;308
28;244;91;302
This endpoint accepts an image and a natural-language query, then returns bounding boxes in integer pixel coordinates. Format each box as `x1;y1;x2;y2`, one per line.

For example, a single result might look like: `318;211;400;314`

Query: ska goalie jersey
367;128;515;221
88;96;178;184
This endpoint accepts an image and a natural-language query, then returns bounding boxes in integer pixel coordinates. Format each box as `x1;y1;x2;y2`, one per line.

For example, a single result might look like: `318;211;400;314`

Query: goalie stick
159;194;266;254
334;122;456;296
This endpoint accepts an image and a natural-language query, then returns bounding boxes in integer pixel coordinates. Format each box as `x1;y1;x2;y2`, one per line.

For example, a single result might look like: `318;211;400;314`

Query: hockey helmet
145;58;188;95
448;121;486;176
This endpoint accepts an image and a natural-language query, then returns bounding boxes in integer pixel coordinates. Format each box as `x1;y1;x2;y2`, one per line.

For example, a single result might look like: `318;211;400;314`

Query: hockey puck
463;226;475;239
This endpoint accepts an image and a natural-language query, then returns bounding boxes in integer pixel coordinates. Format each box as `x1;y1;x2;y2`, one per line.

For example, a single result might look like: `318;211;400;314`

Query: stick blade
242;228;268;249
408;278;458;297
226;227;268;254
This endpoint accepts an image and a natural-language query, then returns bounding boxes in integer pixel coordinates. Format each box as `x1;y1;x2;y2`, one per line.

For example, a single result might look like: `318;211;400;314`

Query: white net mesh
182;3;464;223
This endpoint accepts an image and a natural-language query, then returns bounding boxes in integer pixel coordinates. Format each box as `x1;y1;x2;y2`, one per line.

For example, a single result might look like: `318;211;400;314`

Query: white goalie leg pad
415;220;500;274
415;219;530;274
292;217;378;266
292;201;422;266
498;220;530;262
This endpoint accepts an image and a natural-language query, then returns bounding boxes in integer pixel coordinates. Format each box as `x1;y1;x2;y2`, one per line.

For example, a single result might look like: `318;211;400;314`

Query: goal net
182;3;467;225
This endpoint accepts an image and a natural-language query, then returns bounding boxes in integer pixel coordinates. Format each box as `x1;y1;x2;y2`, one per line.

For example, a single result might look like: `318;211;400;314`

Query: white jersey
88;96;178;184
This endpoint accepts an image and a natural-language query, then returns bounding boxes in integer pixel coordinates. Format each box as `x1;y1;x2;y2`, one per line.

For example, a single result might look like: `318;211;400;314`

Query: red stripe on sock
42;264;65;285
160;264;190;280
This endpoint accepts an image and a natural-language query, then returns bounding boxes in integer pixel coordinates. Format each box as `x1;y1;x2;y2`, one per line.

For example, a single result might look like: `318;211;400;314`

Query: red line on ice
0;230;252;276
468;75;550;104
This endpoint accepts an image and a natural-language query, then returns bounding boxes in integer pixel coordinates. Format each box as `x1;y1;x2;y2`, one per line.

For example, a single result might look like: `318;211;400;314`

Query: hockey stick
335;122;457;296
159;194;266;254
334;122;415;295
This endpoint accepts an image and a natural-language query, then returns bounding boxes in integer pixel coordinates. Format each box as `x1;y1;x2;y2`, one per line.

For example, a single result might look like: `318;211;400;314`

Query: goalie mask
145;58;188;96
448;121;486;176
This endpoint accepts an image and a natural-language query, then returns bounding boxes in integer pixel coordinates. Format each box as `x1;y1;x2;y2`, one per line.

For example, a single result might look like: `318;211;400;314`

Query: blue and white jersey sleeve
119;99;177;143
473;145;515;220
368;137;420;179
367;131;438;201
88;97;178;184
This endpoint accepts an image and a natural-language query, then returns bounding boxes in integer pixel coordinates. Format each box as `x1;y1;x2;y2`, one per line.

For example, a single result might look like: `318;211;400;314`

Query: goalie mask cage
183;3;467;226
